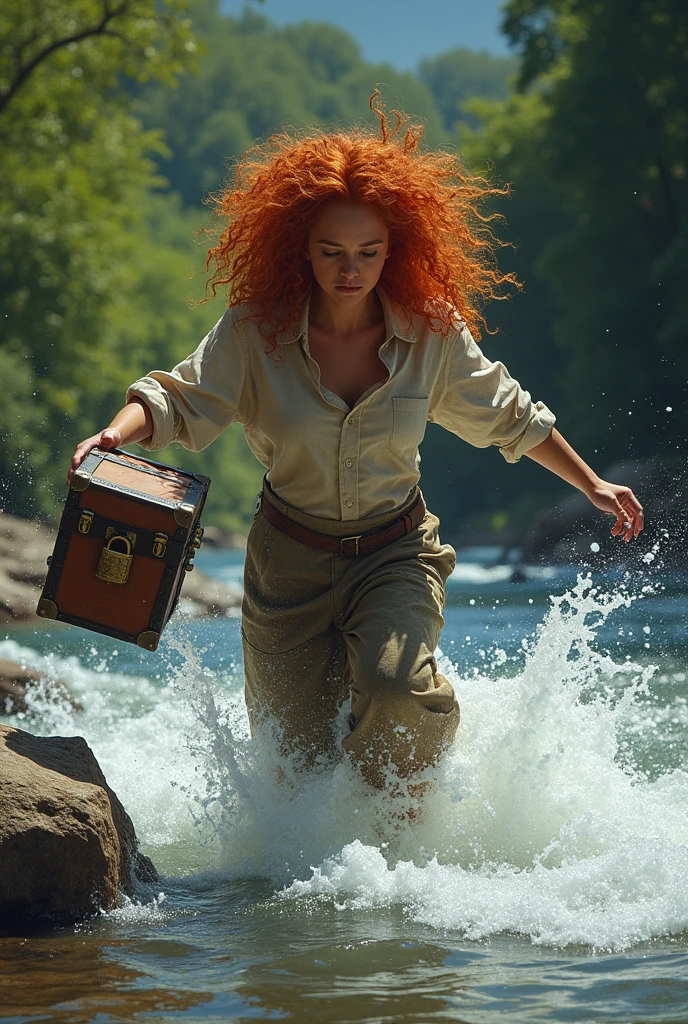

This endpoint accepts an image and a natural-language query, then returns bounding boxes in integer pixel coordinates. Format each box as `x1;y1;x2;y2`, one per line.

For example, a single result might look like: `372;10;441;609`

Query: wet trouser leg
241;487;460;787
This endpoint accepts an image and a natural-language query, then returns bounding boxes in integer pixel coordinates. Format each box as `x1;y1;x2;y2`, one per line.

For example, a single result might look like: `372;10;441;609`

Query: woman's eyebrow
316;238;384;246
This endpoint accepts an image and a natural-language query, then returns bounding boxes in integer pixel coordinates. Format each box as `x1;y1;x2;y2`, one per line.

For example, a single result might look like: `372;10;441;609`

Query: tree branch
0;0;131;117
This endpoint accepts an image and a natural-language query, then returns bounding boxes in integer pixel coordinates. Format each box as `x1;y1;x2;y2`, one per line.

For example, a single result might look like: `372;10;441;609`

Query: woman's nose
340;259;358;280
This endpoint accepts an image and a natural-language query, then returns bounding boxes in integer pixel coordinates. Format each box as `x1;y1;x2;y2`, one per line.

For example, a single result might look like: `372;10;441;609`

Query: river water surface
1;546;687;1023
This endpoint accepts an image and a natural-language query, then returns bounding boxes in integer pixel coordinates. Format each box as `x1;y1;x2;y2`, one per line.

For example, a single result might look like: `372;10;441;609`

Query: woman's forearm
524;427;644;541
524;428;600;496
107;398;154;448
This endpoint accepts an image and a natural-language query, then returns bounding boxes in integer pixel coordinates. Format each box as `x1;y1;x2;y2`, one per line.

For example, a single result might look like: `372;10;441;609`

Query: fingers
619;489;644;542
609;511;628;540
609;488;644;543
67;440;95;486
66;429;121;486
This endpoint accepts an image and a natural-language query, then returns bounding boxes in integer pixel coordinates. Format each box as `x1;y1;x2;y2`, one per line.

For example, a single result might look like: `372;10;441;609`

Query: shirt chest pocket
388;397;430;457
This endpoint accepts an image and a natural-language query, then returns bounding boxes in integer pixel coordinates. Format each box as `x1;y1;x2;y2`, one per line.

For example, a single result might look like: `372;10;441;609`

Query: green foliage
132;3;448;207
419;48;518;131
1;0;457;531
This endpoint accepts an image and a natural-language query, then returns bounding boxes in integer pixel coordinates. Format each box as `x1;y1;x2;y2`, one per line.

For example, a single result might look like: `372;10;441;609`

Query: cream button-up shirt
127;290;556;521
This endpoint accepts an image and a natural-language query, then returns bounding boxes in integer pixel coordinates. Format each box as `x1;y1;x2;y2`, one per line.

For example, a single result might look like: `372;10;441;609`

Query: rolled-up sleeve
429;325;556;463
126;309;250;452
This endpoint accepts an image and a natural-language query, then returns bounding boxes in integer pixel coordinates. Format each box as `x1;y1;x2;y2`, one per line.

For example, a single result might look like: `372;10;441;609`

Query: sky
220;0;511;69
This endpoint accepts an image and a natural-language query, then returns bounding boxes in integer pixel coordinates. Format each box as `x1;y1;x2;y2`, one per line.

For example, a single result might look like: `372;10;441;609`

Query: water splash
269;576;688;950
2;574;687;949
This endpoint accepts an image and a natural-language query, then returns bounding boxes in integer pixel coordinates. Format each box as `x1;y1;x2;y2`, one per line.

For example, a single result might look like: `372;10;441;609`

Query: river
1;545;687;1023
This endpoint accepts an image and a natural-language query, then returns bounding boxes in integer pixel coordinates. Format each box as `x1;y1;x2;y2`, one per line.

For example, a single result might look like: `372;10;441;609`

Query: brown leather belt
260;491;427;557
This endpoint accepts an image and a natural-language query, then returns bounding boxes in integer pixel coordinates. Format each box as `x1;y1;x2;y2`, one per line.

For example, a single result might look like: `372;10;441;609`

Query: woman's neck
308;287;384;338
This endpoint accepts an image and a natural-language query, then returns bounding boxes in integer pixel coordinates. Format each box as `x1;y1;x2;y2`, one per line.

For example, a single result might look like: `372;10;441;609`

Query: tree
419;48;518;132
500;0;688;458
0;0;197;516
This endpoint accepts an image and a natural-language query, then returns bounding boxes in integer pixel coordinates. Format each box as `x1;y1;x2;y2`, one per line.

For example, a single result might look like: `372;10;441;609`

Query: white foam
98;891;171;925
449;563;557;585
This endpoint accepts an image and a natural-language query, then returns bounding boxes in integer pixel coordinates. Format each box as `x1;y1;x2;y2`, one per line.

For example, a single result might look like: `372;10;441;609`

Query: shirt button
348;417;355;425
345;458;353;468
345;499;354;508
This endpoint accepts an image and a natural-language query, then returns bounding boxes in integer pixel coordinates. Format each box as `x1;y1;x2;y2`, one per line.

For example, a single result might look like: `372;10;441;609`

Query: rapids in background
1;546;687;1022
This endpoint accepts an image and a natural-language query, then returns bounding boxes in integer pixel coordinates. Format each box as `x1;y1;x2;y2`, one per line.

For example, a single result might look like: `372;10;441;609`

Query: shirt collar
278;288;417;346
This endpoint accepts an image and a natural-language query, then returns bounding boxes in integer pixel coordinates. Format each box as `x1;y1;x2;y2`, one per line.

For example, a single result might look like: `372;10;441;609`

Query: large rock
0;511;242;623
0;515;55;623
0;725;157;925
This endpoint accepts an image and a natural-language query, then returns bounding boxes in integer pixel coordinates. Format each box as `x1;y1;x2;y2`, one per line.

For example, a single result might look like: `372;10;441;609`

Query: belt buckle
340;534;361;556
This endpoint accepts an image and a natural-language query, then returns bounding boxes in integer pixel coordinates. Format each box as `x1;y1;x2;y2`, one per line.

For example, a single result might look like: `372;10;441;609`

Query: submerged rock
199;525;247;549
178;569;243;617
0;725;157;926
0;659;81;716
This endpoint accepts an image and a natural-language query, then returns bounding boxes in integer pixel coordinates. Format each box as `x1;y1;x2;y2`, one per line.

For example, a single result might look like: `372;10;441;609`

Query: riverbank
0;512;242;625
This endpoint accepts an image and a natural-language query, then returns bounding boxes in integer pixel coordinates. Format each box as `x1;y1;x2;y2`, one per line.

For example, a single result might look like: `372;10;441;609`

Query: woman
69;99;644;792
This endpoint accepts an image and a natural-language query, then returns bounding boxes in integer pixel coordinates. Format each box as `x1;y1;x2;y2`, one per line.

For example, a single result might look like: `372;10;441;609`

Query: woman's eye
320;250;379;258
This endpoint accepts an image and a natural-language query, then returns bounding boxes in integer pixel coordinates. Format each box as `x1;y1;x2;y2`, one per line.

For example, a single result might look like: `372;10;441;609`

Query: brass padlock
95;530;136;585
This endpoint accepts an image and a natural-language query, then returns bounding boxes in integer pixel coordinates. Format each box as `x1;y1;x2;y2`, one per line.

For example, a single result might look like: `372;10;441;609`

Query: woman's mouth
336;285;362;292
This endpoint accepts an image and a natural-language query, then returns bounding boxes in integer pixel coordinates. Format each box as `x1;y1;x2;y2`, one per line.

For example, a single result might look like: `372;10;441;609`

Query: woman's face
307;202;390;309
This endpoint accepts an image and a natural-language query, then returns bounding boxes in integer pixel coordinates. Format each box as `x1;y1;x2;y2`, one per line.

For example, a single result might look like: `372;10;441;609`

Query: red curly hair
205;93;515;348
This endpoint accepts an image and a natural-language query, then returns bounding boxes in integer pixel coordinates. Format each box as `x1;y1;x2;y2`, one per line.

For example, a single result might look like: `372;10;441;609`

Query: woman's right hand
67;399;153;487
67;428;121;487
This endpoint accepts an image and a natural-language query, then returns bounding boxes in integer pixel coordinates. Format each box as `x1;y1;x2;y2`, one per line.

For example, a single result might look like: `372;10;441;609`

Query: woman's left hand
587;481;644;542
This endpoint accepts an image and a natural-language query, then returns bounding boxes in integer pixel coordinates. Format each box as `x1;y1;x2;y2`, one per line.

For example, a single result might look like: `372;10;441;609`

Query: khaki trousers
241;483;460;788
